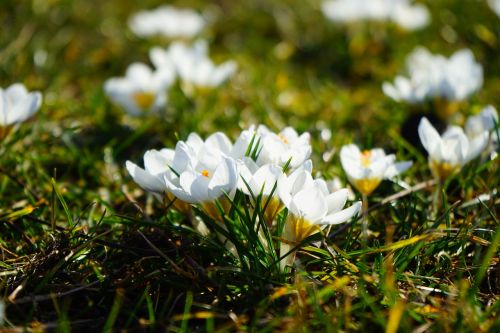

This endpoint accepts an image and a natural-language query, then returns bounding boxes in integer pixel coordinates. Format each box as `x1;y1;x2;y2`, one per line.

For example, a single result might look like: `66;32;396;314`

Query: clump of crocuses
126;125;361;271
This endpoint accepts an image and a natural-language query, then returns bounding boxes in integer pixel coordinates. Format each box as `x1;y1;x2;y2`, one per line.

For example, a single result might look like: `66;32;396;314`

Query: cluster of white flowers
383;47;483;104
105;5;236;116
127;125;363;258
321;0;430;30
126;112;498;253
104;41;236;115
127;125;312;204
0;83;42;136
419;106;498;180
128;6;205;39
150;40;237;93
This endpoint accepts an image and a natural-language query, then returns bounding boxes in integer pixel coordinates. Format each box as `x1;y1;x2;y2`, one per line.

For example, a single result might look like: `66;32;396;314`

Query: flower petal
323;201;361;225
418;117;441;155
384;160;413;179
292;187;328;223
325;189;349;214
144;149;174;175
208;157;238;200
126;161;166;193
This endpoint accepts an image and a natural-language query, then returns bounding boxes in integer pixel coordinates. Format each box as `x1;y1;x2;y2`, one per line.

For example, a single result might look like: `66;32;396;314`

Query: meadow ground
0;0;499;331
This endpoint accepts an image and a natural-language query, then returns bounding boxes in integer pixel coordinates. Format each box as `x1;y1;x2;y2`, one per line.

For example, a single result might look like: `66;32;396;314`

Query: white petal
237;158;255;194
313;178;329;196
418;117;441;156
126;63;153;86
291;170;313;194
179;170;198;195
323;201;361;225
185;132;204;153
231;127;258;159
144;149;172;175
299;159;313;173
382;81;400;101
208;157;238;199
465;131;489;163
126;161;166;193
172;142;193;173
340;144;361;175
252;164;282;196
291;187;328;223
6;83;28;100
277;173;293;207
7;93;40;124
149;47;173;71
189;174;212;203
206;132;233;155
325;189;349;214
384;160;413;179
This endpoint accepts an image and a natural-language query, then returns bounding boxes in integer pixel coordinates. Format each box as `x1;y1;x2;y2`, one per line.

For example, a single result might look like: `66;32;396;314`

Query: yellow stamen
201;170;210;178
132;92;155;110
278;133;289;145
360;150;372;167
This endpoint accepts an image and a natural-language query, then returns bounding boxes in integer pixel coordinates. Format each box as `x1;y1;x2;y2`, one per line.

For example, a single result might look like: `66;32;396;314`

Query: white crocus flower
257;126;312;170
164;137;238;205
216;124;312;170
150;40;236;91
278;167;361;269
321;0;429;30
466;105;499;159
465;105;499;139
237;157;284;225
129;6;205;39
340;144;413;196
104;62;175;116
0;83;42;130
418;117;489;180
383;48;483;104
489;0;500;17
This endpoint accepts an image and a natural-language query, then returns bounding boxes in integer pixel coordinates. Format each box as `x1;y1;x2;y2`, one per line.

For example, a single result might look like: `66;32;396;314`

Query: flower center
430;161;459;180
278;133;289;145
287;215;321;243
201;170;210;178
133;92;155;110
360;150;372;167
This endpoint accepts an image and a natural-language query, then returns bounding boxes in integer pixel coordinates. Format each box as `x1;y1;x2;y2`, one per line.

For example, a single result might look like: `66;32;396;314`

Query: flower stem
431;179;442;222
362;194;369;244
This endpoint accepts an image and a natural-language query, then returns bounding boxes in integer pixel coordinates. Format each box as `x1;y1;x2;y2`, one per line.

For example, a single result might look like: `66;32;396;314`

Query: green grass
1;0;499;331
